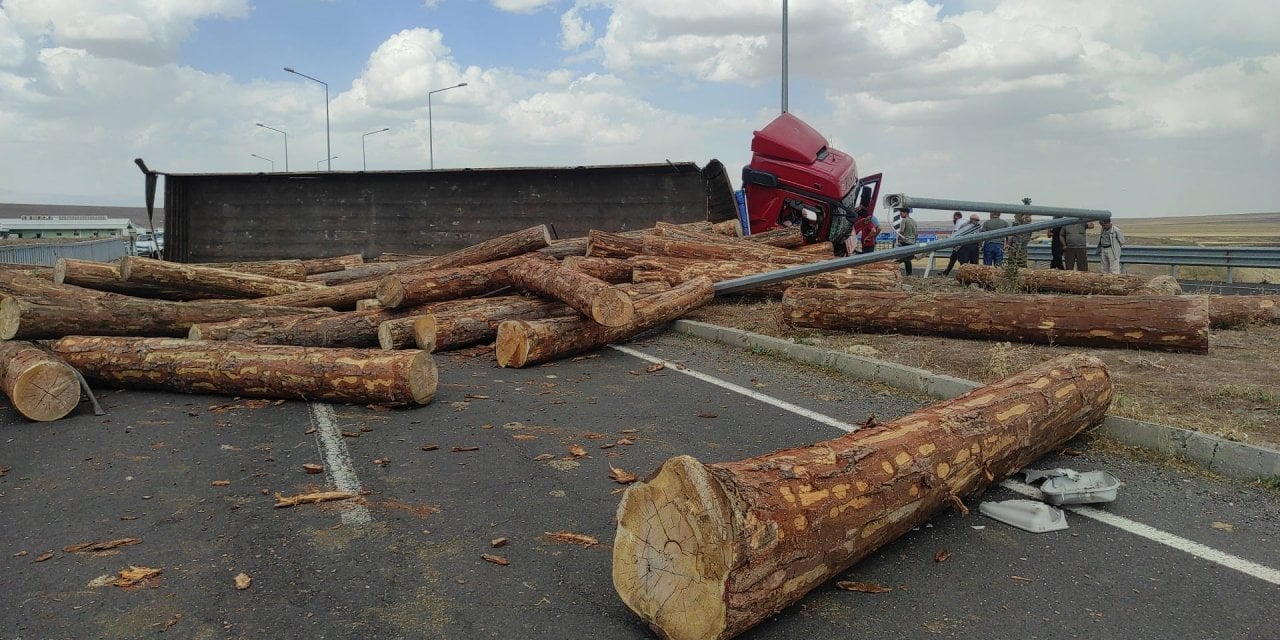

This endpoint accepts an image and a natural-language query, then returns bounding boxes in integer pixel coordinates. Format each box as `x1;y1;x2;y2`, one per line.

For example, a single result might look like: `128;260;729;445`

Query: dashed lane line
308;402;371;526
615;343;1280;587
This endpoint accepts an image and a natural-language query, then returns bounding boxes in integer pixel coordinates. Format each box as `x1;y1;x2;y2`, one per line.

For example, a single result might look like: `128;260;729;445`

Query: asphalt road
2;333;1277;639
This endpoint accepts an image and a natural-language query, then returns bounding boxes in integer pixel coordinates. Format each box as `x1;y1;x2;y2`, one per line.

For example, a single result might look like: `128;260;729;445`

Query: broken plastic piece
1039;470;1121;505
979;499;1068;533
1022;468;1081;483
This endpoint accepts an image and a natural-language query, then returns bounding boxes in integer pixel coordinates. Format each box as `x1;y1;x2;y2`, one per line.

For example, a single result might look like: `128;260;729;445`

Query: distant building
0;214;138;240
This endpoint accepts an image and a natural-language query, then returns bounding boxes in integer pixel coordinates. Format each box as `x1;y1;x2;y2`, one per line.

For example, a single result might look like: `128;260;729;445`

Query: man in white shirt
1097;218;1125;274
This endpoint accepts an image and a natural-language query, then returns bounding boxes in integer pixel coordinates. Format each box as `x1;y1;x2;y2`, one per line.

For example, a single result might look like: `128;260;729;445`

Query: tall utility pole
781;0;789;113
284;67;331;172
428;82;468;170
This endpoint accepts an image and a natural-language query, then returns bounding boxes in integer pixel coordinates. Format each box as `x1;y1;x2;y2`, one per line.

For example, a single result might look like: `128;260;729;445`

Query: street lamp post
255;123;288;171
428;82;468;169
317;156;338;170
250;153;274;172
284;67;331;172
362;127;390;171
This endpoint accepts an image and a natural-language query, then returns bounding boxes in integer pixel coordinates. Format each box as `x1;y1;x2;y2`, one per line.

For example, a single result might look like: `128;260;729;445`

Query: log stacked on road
782;289;1210;353
189;305;429;348
407;295;574;352
375;255;540;309
613;354;1112;640
54;259;206;300
1207;295;1280;328
506;256;634;327
302;254;364;274
191;259;309;280
0;341;81;421
51;337;437;406
121;256;322;298
955;264;1149;295
630;257;902;293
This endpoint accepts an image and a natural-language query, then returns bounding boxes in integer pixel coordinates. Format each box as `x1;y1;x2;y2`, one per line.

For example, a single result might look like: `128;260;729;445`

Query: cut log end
407;351;439;405
375;277;407;309
412;315;437;352
591;289;636;327
613;455;734;640
495;320;530;368
0;296;19;340
12;360;81;421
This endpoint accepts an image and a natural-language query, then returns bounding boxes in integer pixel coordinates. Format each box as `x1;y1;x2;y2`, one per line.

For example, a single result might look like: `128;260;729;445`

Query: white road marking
999;480;1280;586
308;402;371;526
614;343;1280;587
609;345;863;433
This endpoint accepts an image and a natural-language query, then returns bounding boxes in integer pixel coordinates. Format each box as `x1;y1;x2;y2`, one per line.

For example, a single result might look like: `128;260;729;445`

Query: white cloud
0;9;26;69
560;6;594;51
2;0;249;66
492;0;558;14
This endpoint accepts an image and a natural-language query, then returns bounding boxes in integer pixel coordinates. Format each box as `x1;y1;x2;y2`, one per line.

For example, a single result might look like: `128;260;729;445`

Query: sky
0;0;1277;222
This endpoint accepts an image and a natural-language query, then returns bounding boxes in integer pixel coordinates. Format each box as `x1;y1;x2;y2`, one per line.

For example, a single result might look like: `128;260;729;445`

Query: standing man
940;212;970;276
1061;218;1095;271
894;207;918;275
853;207;881;254
1049;225;1066;269
980;212;1011;266
1097;218;1125;274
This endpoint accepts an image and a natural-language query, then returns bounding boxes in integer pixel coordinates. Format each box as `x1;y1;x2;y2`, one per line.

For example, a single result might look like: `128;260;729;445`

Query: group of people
939;211;1124;275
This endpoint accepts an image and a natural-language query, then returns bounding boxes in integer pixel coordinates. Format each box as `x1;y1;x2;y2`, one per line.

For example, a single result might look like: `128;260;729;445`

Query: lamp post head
283;67;294;73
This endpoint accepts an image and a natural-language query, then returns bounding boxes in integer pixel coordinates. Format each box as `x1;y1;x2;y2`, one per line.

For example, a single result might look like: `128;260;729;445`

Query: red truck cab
742;113;880;252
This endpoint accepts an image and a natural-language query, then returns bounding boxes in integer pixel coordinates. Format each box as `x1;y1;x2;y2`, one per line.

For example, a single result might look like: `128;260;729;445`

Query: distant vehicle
134;232;158;258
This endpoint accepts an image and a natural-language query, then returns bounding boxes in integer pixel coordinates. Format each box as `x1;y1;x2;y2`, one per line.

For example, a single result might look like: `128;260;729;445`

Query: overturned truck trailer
138;160;738;262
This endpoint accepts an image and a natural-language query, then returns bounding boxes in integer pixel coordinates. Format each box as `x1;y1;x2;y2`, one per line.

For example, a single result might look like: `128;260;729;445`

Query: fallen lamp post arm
715;197;1112;296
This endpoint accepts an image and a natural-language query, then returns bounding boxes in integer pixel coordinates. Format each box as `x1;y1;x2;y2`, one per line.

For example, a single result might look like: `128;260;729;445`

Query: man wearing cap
952;213;983;271
1097;218;1125;274
894;207;918;275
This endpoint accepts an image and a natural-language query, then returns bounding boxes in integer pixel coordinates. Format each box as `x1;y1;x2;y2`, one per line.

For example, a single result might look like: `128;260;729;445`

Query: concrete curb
671;319;1280;482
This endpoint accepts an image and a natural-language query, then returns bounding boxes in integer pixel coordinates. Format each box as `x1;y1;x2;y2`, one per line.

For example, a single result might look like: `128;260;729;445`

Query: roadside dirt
685;277;1280;451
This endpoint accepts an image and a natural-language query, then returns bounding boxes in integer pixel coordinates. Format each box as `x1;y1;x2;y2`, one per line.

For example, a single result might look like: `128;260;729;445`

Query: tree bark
782;289;1209;353
495;277;715;367
410;295;574;352
303;254;364;274
955;264;1148;295
355;299;383;311
422;224;552;270
120;256;322;298
710;218;743;237
540;237;589;259
375;255;540;309
0;294;329;340
612;354;1112;640
742;226;806;248
1;267;124;301
188;305;430;348
249;281;378;310
629;257;901;294
54;258;206;300
191;259;309;280
0;341;80;421
306;259;431;286
562;256;634;284
641;236;816;265
506;255;634;327
50;337;437;406
652;222;815;261
586;230;648;258
1207;295;1280;328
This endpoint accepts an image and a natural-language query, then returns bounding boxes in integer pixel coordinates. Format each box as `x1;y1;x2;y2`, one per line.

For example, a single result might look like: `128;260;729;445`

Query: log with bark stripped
0;341;81;421
562;256;634;284
191;259;308;280
782;289;1209;353
629;257;901;293
52;337;436;406
120;257;321;298
495;277;715;367
955;264;1148;295
506;256;634;327
0;294;329;340
407;295;575;352
54;259;206;300
1207;295;1280;328
612;354;1112;640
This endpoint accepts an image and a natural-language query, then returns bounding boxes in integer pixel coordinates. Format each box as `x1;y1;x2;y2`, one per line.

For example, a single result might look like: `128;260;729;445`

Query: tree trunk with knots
505;256;634;327
0;340;81;422
954;264;1148;295
120;256;322;298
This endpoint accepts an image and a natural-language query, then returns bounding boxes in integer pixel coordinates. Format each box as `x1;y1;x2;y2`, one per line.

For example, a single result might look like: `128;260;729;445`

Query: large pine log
54;259;206;300
710;218;743;237
782;289;1209;353
51;337;436;406
742;226;806;248
0;295;330;340
423;224;552;270
641;236;816;265
540;237;589;259
506;256;634;327
375;255;540;309
1;267;123;301
586;230;648;258
191;259;308;281
495;277;715;367
120;257;321;298
1207;295;1280;328
613;354;1112;640
0;341;80;421
955;264;1148;295
562;256;634;284
306;260;430;286
408;295;574;352
248;281;377;310
302;254;364;274
651;223;818;263
188;304;431;348
629;257;902;294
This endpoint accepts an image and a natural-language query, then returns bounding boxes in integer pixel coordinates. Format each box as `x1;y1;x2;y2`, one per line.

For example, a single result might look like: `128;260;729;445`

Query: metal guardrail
923;243;1280;282
0;238;129;266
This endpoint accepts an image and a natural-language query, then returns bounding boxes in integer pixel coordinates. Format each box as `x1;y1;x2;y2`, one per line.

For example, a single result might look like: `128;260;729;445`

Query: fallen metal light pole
715;196;1112;295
